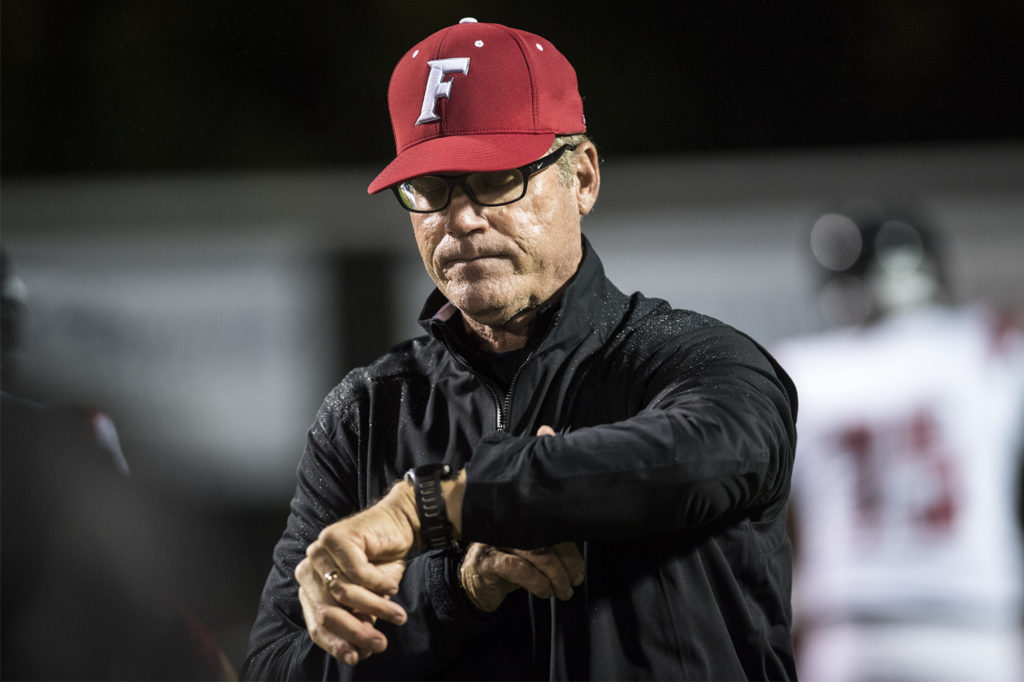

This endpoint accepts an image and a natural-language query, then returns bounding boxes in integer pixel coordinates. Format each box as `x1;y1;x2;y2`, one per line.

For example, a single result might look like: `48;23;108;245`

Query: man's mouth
441;251;509;268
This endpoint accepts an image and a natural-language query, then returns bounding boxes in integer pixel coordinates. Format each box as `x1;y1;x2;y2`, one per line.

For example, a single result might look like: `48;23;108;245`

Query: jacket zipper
500;313;560;432
436;310;561;433
436;333;507;431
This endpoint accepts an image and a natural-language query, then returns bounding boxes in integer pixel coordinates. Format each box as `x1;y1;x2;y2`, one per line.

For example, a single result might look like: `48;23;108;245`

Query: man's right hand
295;482;418;666
460;541;585;612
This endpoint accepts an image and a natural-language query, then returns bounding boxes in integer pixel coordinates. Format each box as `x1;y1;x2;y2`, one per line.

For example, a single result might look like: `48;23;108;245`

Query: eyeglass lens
397;169;525;212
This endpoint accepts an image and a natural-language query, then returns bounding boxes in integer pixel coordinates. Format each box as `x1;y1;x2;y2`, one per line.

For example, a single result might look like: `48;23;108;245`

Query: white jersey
775;304;1024;628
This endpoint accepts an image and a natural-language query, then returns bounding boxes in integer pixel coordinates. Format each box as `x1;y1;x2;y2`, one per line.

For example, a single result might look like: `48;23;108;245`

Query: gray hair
552;133;592;186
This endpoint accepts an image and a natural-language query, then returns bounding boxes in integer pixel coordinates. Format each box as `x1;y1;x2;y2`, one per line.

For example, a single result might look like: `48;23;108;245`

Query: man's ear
574;141;601;216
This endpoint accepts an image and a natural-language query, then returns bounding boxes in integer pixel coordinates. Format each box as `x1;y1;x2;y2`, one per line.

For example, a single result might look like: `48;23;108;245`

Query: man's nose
445;187;488;235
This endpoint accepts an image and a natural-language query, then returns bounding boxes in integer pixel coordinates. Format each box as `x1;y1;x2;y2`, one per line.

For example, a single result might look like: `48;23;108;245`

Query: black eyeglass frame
392;144;579;214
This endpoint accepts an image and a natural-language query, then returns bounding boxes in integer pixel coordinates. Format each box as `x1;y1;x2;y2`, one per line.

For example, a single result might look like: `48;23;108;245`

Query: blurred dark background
4;0;1023;176
3;0;1023;675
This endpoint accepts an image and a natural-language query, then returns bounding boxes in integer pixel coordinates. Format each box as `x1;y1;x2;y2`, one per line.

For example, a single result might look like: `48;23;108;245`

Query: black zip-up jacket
241;239;798;680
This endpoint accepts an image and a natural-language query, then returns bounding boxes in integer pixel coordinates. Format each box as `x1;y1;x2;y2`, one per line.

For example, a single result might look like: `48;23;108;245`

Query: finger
305;529;400;599
297;582;388;664
298;592;365;666
491;550;559;600
461;543;520;612
312;505;414;598
536;425;556;437
551;541;586;587
376;559;408;590
316;527;403;597
349;611;378;662
298;554;407;626
513;547;575;600
325;575;407;626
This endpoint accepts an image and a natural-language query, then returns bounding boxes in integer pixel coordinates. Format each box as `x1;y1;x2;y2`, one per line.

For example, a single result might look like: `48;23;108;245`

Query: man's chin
455;303;515;328
446;291;519;327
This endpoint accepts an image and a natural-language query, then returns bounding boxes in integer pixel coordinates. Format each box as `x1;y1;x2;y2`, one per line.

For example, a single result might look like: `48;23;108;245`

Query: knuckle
331;582;350;602
312;605;331;630
324;638;346;660
337;645;358;663
307;620;325;643
503;557;536;577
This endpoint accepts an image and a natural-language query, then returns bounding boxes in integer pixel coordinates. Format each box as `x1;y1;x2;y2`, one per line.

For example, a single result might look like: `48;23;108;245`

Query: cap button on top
459;17;478;23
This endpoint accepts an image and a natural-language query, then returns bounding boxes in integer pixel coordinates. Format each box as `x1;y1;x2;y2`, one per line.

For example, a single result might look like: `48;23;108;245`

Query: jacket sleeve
239;400;496;681
461;322;798;549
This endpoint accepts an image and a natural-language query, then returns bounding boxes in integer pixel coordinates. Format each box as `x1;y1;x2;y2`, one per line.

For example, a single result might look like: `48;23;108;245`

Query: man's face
409;153;586;327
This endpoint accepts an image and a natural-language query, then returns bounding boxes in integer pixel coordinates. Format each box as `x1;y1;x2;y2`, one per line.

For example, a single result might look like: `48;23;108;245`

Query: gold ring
323;570;340;589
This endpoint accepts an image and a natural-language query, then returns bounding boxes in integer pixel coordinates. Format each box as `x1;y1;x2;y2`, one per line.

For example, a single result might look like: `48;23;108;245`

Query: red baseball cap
367;18;586;194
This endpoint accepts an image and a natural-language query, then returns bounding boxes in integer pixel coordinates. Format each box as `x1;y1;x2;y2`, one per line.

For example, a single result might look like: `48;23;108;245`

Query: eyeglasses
392;144;578;213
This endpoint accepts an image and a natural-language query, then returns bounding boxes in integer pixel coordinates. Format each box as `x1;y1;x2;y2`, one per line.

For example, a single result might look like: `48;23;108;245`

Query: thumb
536;425;556;437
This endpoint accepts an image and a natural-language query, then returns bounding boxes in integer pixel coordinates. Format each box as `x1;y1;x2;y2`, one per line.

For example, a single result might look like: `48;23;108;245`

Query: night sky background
4;0;1022;177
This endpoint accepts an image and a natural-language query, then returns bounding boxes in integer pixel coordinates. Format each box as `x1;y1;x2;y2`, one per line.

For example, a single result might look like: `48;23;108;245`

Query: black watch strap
404;463;454;550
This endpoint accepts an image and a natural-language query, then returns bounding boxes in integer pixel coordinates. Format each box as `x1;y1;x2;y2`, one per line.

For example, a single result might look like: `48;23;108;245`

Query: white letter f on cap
416;58;470;125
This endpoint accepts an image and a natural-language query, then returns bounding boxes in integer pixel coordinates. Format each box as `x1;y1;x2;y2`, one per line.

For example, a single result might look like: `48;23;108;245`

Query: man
776;203;1024;681
241;18;797;680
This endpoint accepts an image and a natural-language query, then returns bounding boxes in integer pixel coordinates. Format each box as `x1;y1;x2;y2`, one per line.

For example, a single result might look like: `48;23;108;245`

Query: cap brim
367;132;556;194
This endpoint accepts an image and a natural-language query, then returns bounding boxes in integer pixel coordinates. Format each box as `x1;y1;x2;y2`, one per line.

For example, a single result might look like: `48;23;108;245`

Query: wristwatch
404;463;455;549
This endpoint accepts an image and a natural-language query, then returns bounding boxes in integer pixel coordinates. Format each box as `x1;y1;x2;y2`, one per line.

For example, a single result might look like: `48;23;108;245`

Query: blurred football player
775;200;1024;681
